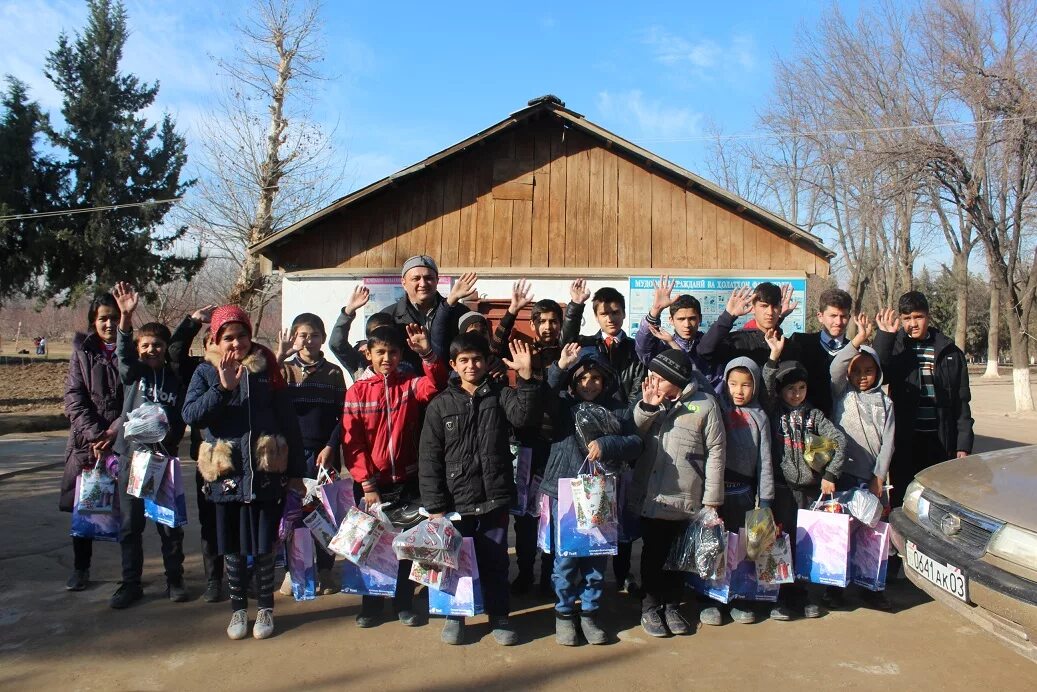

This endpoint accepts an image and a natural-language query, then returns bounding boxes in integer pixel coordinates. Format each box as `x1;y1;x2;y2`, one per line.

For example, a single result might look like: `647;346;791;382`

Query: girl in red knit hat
183;305;306;640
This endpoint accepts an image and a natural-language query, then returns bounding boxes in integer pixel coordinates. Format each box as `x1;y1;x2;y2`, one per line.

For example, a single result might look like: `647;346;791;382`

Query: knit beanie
458;310;487;333
775;360;809;390
401;254;439;277
649;348;693;388
210;305;252;340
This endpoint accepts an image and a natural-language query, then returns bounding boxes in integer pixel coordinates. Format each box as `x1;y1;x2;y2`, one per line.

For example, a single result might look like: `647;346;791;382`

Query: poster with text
628;276;807;336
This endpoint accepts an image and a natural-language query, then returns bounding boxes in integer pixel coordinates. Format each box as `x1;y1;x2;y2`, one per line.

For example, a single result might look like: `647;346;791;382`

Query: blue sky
1;0;868;244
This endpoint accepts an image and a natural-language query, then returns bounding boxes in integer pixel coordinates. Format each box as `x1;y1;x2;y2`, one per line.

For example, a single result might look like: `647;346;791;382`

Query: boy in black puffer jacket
540;344;643;646
418;333;542;647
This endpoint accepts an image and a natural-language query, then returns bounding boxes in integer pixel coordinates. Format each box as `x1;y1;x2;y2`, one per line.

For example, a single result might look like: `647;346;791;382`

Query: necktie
604;336;615;350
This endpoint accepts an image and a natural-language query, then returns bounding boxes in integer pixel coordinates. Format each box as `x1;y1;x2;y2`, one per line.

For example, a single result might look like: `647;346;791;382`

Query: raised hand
641;375;665;407
764;328;785;361
875;308;900;333
508;279;534;315
345;285;371;315
405;323;431;356
569;278;591;305
646;322;677;348
651;275;677;316
502;339;534;379
191;303;217;324
447;272;479;306
725;286;754;317
557;342;582;370
275;328;299;363
112;282;139;316
852;313;874;347
780;284;799;317
217;351;245;391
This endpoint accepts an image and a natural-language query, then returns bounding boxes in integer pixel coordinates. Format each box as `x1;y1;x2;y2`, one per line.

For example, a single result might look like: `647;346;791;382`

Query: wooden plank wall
283;118;827;276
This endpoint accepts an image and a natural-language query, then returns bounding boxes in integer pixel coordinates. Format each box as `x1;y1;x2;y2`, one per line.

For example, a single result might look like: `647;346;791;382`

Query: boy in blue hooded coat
540;343;643;646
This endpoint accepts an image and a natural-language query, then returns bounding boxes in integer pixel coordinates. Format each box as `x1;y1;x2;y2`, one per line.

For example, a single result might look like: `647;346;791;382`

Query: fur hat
648;348;693;388
401;254;438;277
210;305;252;340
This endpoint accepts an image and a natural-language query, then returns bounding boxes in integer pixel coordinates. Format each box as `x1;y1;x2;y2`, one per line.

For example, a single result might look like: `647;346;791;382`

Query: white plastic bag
123;402;170;444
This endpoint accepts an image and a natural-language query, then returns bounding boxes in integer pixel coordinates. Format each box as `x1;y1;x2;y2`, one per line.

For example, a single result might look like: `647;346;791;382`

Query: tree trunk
983;280;1000;378
1008;330;1034;412
951;254;968;351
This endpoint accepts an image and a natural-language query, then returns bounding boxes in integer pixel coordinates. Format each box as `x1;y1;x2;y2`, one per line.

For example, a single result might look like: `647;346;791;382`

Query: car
889;445;1037;662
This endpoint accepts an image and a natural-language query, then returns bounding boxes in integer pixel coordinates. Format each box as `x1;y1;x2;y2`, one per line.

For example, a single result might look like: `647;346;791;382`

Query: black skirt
214;498;284;557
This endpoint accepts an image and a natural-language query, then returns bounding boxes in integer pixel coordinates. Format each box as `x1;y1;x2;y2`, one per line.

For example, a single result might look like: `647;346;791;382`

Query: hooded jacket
763;359;846;486
629;379;727;519
418;375;542;515
342;353;448;492
719;358;774;502
182;342;306;503
539;353;643;499
59;332;123;512
830;344;895;482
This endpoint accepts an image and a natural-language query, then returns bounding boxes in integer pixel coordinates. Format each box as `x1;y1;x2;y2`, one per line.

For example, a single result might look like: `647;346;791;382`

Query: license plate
907;541;969;602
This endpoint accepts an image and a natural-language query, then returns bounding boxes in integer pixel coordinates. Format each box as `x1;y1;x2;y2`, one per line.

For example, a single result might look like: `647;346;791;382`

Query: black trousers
639;517;689;612
514;512;554;582
73;536;92;571
772;483;821;605
119;464;184;585
195;470;223;582
889;431;949;509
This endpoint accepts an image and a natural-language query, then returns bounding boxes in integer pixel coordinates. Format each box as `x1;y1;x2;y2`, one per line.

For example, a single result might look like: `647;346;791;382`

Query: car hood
917;446;1037;531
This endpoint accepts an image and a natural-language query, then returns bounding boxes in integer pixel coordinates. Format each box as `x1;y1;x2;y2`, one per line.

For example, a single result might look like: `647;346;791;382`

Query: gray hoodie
830;344;895;482
720;358;774;502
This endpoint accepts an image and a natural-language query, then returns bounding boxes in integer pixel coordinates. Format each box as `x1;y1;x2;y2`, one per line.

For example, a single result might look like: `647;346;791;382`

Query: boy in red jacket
342;324;447;627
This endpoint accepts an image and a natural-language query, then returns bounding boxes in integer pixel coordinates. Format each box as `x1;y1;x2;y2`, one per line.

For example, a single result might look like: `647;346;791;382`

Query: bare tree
181;0;342;332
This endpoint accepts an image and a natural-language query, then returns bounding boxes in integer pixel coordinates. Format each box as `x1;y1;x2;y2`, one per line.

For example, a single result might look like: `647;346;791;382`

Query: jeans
455;506;511;617
553;555;608;614
639;516;689;612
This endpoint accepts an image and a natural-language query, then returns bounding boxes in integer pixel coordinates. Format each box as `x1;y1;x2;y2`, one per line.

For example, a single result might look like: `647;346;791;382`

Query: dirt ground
0;361;67;414
0;378;1036;690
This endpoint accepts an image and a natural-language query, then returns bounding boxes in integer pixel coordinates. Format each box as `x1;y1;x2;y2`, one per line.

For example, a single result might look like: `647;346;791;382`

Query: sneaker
109;582;144;610
203;579;223;603
167;578;189;603
490;616;518;646
698;606;724;626
730;606;756;624
803;603;825;619
640;608;669;638
253;608;275;639
555;612;579;646
769;604;794;621
860;589;894;612
227;609;249;640
664;606;692;635
579;612;608;645
318;569;339;596
822;586;847;610
397;610;421;627
441;616;465;645
357;597;383;628
66;569;89;592
278;573;293;597
511;572;533;595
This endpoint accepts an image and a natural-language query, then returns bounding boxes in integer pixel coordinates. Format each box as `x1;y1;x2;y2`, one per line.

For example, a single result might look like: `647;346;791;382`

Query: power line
637;114;1035;144
0;197;183;222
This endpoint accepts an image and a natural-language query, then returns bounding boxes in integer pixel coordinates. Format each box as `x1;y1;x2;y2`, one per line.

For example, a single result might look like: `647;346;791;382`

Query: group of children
59;253;974;646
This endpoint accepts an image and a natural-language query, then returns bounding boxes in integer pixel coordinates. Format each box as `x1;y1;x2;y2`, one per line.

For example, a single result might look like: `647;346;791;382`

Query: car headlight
903;480;925;519
987;524;1037;571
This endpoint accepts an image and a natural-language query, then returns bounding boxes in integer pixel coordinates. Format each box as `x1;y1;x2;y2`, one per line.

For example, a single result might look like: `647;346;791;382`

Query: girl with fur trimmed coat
182;306;306;641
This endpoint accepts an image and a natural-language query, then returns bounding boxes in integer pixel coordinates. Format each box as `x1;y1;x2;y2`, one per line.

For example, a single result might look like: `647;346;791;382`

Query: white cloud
596;89;702;141
641;26;756;78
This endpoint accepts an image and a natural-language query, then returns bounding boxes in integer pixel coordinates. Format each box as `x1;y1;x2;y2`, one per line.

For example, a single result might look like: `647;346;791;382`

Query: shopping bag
76;463;117;514
511;446;533;516
688;529;779;603
317;478;357;526
279;491;305;545
536;493;552;553
329;506;386;564
744;506;777;561
665;507;726;579
569;462;616;531
428;538;484;617
123;401;170;444
70;468;121;542
851;521;891;591
302;497;338;551
340;529;399;597
527;474;543;517
845;488;883;528
392;518;463;569
126;449;168;501
795;501;852;586
555;475;618;558
143;456;188;528
287;527;317;601
755;532;795;585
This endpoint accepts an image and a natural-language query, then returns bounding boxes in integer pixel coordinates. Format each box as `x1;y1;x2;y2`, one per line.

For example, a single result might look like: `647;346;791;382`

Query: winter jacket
629;381;727;520
634;315;712;378
539;354;643;499
698;310;786;370
281;354;346;453
873;327;974;456
380;293;469;370
719;358;774;502
418;376;542;515
830;344;895;482
763;359;846;486
328;309;367;376
182;342;306;503
112;318;200;460
59;332;123;512
342;353;448;492
560;302;645;406
786;331;850;417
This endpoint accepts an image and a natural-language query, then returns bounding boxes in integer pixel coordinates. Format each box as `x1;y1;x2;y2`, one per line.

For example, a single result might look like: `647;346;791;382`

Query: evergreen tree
43;0;202;301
